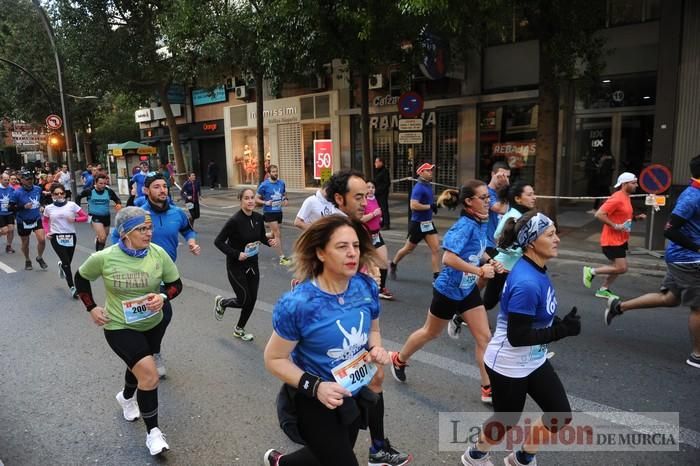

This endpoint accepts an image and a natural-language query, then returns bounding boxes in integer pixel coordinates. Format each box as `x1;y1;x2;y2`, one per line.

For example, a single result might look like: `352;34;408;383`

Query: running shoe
154;353;167;378
214;295;225;321
233;326;254;341
146;427;169;456
686;353;700;369
279;256;292;266
368;438;412;466
379;287;394;300
604;297;622;326
5;244;15;253
582;266;594;288
390;351;407;383
115;390;140;421
70;286;79;300
480;385;492;404
504;451;537;466
263;448;284;466
460;447;494;466
24;260;32;271
389;262;397;280
448;314;464;339
58;261;65;279
36;256;48;270
595;288;619;300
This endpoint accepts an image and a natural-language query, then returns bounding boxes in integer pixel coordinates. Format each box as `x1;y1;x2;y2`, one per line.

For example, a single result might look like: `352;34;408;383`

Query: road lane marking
0;260;16;273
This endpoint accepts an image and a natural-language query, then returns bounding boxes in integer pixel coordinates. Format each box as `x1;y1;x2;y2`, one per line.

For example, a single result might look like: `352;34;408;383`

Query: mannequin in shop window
263;151;272;181
244;146;257;184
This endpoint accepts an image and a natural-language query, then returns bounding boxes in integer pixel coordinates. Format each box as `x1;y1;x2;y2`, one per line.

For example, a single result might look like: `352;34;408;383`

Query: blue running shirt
257;179;286;213
272;274;380;396
434;215;487;301
486;187;502;248
11;186;43;223
410;180;434;222
484;257;557;378
0;185;14;216
665;184;700;264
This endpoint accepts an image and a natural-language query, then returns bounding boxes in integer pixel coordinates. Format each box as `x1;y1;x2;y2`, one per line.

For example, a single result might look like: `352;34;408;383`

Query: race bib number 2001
331;349;377;393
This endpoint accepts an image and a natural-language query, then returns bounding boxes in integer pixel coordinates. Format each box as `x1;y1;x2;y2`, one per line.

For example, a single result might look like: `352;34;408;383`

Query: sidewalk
197;187;667;276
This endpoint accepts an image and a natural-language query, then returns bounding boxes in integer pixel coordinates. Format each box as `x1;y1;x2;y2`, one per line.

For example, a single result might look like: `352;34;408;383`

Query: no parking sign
639;164;672;194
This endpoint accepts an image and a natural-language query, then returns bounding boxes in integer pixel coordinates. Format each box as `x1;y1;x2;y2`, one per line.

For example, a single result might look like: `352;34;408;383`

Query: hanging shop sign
313;139;333;180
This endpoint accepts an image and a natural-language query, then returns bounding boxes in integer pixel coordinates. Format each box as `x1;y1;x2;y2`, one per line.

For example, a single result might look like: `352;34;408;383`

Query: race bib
56;234;74;247
22;220;38;230
420;221;434;233
270;199;282;208
528;344;548;362
0;200;8;212
331;349;377;393
121;294;158;324
460;272;478;289
185;202;194;210
244;241;260;257
371;233;381;246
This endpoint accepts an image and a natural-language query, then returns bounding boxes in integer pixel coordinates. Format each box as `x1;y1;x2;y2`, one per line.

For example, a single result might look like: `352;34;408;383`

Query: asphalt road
0;205;698;465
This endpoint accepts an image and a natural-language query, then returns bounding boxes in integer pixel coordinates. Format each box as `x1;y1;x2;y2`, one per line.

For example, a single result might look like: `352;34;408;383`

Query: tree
403;0;606;217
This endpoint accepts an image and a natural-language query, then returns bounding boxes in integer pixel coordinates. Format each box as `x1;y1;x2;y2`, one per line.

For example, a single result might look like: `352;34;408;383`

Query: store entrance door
566;110;654;198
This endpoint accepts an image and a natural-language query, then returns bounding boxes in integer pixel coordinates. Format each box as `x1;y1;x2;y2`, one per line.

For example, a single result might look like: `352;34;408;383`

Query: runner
76;173;122;251
9;170;47;270
485;162;511;250
362;180;394;300
213;188;279;341
256;165;291;265
0;173;16;253
81;164;94;191
461;211;580;466
180;172;201;227
390;180;502;404
604;155;700;368
389;163;441;282
57;164;72;200
582;172;646;299
263;215;391;465
42;183;88;297
448;182;536;339
128;161;153;206
75;207;182;456
325;169;412;466
294;183;339;230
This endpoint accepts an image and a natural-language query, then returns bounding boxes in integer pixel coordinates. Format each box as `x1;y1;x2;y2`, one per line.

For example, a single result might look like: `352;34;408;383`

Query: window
608;0;660;26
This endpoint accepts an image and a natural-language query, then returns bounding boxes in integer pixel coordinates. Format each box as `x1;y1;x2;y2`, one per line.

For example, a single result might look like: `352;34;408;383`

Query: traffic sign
398;119;423;131
398;132;423;145
46;114;63;130
397;92;424;119
639;164;672;194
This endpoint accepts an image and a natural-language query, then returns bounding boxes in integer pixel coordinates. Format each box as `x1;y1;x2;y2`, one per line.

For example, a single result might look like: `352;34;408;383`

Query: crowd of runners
1;154;698;465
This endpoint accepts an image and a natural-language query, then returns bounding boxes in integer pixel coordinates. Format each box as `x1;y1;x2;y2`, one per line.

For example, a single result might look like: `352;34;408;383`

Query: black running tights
483;361;572;443
279;395;361;466
223;261;259;329
50;234;75;288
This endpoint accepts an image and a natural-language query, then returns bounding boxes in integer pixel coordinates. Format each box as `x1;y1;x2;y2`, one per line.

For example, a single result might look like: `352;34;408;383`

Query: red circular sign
46;114;63;130
639;164;672;194
397;92;424;119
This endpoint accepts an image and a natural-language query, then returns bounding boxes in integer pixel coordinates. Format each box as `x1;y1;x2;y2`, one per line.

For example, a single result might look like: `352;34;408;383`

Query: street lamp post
31;0;77;196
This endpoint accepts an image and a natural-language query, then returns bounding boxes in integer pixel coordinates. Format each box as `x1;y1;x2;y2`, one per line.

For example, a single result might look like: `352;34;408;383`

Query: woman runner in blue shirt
263;215;392;466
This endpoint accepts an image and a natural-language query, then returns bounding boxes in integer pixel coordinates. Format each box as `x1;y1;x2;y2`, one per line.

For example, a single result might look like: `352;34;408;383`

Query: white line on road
0;260;16;273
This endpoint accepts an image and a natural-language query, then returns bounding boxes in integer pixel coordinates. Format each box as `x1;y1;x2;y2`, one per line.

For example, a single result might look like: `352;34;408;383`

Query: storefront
189;119;227;187
223;92;339;188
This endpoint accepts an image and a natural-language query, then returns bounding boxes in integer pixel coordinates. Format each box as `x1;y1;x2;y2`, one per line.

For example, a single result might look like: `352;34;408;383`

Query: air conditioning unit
235;85;247;99
368;73;384;89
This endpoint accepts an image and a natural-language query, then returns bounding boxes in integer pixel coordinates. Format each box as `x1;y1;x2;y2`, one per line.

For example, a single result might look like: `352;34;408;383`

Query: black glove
431;203;438;214
560;307;581;336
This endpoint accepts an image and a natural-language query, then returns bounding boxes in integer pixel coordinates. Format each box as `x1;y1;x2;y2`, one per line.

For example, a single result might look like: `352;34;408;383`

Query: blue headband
118;214;151;237
515;213;554;248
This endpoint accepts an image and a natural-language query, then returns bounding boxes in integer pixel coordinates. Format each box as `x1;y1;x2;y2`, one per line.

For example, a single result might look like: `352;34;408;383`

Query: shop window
486;3;537;44
300;94;330;120
302;123;331;188
478;103;537;185
436;111;459;191
315;95;330;118
230;129;269;184
608;0;659;26
300;97;315;120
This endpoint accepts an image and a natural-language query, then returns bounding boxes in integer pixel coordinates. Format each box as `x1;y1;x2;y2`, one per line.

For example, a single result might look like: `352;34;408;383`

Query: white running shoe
146;427;169;456
58;261;65;279
154;353;166;378
448;314;465;340
115;390;140;421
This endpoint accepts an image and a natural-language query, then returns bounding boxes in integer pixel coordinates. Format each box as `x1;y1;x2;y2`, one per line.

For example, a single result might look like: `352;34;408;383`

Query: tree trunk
255;71;265;184
535;38;559;221
360;71;371;176
83;131;94;165
158;81;186;186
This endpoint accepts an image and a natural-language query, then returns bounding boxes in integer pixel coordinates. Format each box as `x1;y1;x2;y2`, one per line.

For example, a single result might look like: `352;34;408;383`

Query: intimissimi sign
370;111;436;130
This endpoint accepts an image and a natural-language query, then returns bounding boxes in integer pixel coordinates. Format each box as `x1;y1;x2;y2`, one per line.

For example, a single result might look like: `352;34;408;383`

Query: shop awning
111;141;157;157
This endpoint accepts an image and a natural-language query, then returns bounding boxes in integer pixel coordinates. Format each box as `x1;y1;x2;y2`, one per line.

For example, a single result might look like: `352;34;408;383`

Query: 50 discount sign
313;139;333;180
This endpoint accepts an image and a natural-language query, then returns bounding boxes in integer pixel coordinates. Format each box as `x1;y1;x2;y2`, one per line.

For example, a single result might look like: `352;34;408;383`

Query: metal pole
74;131;81;162
31;0;77;197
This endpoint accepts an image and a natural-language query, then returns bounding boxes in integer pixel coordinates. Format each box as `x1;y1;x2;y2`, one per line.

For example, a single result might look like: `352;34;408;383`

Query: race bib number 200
121;295;158;324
